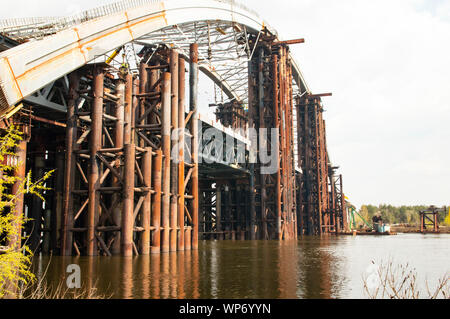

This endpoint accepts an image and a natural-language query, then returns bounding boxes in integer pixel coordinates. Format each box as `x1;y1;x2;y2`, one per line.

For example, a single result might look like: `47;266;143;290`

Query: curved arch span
0;0;309;116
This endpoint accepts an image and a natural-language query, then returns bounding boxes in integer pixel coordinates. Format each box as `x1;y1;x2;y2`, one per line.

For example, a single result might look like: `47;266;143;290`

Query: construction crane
348;205;372;231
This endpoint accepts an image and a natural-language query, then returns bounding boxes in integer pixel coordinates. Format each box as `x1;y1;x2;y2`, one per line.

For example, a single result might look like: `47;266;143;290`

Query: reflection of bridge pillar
169;252;178;298
150;253;161;298
121;257;133;299
177;251;186;298
192;249;200;298
139;255;150;299
161;252;170;298
277;242;299;298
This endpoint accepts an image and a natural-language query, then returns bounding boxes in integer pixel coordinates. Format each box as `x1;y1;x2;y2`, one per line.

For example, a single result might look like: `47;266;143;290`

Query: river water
32;234;449;299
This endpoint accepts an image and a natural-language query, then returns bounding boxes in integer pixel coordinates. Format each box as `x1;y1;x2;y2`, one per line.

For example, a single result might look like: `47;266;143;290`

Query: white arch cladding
0;0;309;116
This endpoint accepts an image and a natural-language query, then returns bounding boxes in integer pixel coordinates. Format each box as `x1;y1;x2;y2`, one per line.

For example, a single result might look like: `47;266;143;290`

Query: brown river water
31;233;449;299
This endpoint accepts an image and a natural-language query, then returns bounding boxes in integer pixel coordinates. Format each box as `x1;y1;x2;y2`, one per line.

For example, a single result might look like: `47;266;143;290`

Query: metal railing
0;0;260;40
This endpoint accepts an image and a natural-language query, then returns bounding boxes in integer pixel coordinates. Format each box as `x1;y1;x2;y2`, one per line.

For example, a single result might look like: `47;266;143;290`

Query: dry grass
20;280;110;299
16;254;112;299
363;259;449;299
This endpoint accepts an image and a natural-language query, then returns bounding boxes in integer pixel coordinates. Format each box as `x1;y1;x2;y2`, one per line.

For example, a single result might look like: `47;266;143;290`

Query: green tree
0;125;53;298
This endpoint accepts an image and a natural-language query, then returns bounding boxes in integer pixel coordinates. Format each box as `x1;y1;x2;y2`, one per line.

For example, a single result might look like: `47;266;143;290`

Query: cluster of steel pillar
2;36;350;256
247;38;297;240
199;179;250;240
213;101;248;131
419;206;442;233
296;95;347;235
55;45;199;256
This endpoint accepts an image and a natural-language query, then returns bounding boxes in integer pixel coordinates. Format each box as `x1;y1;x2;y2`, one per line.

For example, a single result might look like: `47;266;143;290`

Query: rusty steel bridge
0;0;349;257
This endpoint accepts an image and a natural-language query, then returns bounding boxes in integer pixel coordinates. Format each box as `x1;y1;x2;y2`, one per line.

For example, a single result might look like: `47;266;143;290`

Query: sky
1;0;449;208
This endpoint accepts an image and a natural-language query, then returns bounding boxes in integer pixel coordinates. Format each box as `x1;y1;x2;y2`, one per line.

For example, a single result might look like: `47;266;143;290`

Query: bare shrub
363;259;449;299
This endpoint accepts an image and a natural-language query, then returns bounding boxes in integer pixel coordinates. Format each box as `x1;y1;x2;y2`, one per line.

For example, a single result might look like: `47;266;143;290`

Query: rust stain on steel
4;57;23;99
73;27;87;64
124;12;135;40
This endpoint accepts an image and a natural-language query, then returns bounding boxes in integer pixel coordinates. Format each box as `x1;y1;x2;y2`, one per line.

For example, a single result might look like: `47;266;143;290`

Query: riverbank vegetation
363;260;449;299
18;256;110;299
0;125;52;298
357;205;450;226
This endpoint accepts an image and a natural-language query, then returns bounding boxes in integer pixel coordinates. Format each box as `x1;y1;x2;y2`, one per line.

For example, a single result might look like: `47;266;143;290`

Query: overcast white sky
1;0;449;208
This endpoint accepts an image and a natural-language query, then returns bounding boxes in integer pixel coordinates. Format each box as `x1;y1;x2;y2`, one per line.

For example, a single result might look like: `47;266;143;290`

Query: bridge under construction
0;0;349;257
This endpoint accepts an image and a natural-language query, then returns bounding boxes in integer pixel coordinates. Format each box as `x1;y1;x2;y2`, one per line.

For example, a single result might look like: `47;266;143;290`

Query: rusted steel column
177;57;186;251
189;43;199;250
303;98;313;235
87;66;104;256
42;209;51;254
141;147;152;255
9;136;27;251
132;77;139;145
340;174;347;232
62;72;79;256
112;78;126;255
124;74;133;145
161;71;171;253
216;182;222;237
113;82;127;145
279;48;287;239
258;48;268;240
122;143;135;257
151;149;162;254
53;145;65;251
170;50;179;252
247;56;257;241
149;61;160;124
420;213;424;233
273;53;282;240
281;47;291;240
330;172;338;234
30;141;45;252
287;59;297;240
185;227;191;251
139;62;148;148
313;101;322;235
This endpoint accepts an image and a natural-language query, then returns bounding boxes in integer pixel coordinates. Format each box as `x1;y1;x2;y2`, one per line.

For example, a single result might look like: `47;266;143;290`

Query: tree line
357;204;450;226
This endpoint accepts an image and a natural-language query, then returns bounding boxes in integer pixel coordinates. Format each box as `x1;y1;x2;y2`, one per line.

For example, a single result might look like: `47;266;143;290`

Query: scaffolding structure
0;1;349;257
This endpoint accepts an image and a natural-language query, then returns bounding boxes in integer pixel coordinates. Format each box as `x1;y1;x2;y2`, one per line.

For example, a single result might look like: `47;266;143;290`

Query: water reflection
32;234;450;299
